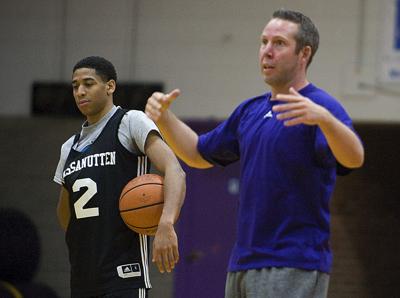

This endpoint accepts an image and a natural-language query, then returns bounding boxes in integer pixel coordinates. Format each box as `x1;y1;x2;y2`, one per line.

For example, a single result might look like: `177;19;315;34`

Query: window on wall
31;82;163;116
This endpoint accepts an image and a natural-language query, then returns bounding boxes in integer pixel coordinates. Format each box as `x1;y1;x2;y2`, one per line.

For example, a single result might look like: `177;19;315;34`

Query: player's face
259;18;305;88
72;68;114;124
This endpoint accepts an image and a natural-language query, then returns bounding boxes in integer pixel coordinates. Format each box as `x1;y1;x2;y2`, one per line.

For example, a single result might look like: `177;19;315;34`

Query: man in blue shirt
145;9;364;298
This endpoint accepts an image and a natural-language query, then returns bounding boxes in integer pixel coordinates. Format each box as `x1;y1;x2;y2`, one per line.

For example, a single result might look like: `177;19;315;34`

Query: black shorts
86;288;148;298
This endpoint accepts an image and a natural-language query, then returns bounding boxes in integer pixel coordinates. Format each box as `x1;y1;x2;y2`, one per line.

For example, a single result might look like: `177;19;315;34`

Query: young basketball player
145;9;364;298
53;56;186;298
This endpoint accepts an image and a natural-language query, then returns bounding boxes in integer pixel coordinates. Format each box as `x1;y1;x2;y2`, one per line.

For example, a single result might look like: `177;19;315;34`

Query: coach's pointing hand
145;89;181;122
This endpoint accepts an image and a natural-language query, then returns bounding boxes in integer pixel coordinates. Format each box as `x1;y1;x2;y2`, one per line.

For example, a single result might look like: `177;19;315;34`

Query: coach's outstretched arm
146;89;213;169
272;88;364;168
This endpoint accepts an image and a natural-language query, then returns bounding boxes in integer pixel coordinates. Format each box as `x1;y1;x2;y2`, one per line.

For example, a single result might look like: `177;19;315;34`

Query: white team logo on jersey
117;263;142;278
63;151;117;179
263;110;273;119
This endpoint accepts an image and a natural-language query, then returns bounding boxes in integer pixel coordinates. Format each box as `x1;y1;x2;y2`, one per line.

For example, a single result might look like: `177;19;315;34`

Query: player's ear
106;80;116;95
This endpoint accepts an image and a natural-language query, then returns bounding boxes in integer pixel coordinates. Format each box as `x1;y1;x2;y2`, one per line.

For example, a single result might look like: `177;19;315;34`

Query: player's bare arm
144;132;186;273
145;89;212;169
57;186;71;231
272;87;364;168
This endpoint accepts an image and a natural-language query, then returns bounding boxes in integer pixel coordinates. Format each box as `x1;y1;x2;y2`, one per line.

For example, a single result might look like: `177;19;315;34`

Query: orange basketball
119;174;164;235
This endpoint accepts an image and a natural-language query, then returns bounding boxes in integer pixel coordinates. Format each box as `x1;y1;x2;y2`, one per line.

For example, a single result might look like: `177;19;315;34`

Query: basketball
119;174;164;236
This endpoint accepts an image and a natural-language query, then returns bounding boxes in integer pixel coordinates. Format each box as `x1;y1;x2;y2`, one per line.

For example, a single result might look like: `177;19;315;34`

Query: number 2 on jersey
73;178;99;219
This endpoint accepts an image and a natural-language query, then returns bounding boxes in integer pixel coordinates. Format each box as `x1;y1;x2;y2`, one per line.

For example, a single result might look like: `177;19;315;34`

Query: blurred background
1;0;400;297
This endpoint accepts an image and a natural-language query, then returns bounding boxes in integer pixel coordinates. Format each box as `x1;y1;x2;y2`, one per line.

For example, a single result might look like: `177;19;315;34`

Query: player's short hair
73;56;117;82
272;9;319;67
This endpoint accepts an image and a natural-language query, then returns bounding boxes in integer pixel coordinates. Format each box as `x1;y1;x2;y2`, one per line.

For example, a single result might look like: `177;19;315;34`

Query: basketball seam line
120;183;163;199
120;202;164;212
127;222;158;229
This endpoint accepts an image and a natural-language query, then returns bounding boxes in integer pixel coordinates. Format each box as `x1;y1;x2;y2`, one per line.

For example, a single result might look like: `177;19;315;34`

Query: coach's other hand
145;89;181;122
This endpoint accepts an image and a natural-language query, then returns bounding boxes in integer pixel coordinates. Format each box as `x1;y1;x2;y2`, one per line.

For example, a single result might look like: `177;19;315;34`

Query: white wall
0;0;399;120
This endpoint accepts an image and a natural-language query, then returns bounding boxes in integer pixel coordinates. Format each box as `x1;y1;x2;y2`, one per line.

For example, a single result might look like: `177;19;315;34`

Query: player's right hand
152;222;179;273
145;89;181;122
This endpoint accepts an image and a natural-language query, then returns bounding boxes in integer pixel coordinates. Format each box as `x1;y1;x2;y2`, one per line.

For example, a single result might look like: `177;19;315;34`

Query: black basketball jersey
62;108;151;297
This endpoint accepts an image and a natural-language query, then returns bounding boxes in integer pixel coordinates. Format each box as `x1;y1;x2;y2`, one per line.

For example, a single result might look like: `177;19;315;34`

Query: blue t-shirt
197;83;354;273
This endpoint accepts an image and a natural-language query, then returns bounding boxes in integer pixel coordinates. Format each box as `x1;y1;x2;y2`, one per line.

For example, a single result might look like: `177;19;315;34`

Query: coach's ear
106;80;116;95
301;46;312;66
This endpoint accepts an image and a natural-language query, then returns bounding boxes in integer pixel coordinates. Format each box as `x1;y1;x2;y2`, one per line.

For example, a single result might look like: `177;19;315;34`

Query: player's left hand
272;87;330;126
152;222;179;273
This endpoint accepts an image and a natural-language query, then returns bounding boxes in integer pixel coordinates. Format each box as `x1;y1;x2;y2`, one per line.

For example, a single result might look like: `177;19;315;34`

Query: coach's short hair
272;9;319;67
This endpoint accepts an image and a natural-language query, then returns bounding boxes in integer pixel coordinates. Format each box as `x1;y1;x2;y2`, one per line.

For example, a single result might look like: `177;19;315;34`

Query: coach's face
259;18;306;89
72;68;115;124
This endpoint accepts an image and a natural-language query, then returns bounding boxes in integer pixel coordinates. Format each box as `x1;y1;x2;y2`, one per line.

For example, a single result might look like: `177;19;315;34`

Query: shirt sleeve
53;136;74;185
197;106;242;167
119;110;160;155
